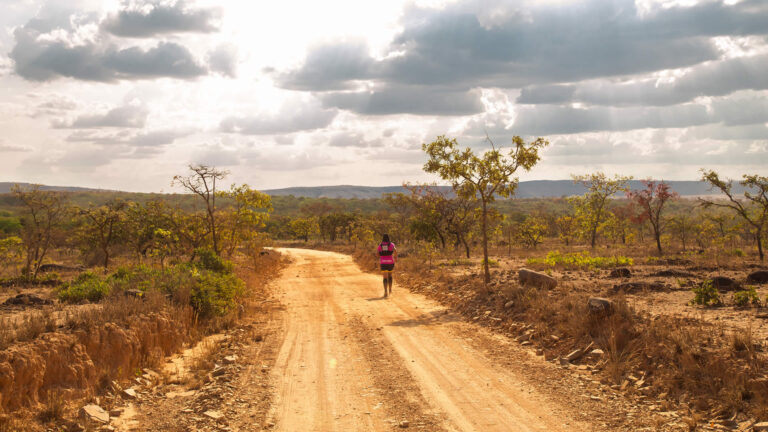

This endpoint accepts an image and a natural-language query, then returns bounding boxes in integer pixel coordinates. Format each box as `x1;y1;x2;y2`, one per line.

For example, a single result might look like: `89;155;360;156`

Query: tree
555;215;576;246
0;236;23;276
77;199;129;269
571;172;632;248
173;165;229;255
669;213;695;251
290;217;319;242
627;180;678;255
423;135;548;284
699;171;768;260
218;184;272;256
12;185;66;279
514;216;547;248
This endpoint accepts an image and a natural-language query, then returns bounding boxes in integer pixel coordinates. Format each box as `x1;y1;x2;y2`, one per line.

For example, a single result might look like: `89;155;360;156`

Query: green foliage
526;251;633;269
729;248;745;257
58;271;110;302
690;280;722;307
190;270;245;318
733;286;760;307
0;216;21;234
422;134;548;284
440;258;473;266
194;248;233;273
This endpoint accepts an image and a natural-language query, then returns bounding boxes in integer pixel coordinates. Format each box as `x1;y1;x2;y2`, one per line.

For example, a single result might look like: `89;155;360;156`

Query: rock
710;276;740;291
204;410;224;421
587;297;614;315
609;268;632;278
38;263;84;272
122;388;137;399
612;281;666;293
212;367;227;377
589;349;604;356
652;269;695;278
753;422;768;431
518;269;557;289
223;355;238;364
747;270;768;284
564;342;594;362
399;420;410;428
2;293;53;306
80;404;110;424
504;300;515;309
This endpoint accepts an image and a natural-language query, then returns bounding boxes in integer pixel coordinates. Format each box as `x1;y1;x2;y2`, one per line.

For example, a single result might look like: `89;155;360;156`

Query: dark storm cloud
279;0;768;93
102;1;220;37
320;86;484;116
58;105;148;128
220;102;338;135
518;53;768;106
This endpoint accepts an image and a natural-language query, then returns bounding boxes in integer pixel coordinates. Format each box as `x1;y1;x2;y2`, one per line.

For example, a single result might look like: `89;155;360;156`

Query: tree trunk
655;233;662;256
481;200;490;285
757;228;764;261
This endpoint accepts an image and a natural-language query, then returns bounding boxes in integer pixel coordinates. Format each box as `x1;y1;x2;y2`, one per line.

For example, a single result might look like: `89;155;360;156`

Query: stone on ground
518;269;557;289
80;404;110;424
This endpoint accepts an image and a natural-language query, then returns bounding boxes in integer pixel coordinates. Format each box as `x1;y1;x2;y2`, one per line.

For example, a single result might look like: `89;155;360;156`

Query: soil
114;248;616;431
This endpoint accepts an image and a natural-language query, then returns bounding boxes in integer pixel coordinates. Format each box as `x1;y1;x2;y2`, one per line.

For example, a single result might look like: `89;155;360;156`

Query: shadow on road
387;311;461;328
365;297;387;301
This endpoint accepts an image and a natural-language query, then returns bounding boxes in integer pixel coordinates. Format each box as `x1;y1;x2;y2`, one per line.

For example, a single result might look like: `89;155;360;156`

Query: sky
0;0;767;192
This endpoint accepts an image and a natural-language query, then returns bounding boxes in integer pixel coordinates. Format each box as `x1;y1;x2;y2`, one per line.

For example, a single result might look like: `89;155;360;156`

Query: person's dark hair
382;234;390;243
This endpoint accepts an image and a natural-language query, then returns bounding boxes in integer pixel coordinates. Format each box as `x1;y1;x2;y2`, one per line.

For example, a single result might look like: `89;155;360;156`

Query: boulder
747;270;768;284
2;293;53;306
710;276;740;291
80;404;109;424
518;269;557;289
587;297;614;315
608;268;631;278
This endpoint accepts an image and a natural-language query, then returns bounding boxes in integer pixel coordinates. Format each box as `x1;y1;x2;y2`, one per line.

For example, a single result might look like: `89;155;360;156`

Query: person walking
377;234;397;297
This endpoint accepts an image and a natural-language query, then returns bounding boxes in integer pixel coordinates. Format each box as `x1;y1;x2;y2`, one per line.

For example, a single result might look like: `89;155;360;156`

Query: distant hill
1;180;747;199
263;180;744;199
0;182;113;194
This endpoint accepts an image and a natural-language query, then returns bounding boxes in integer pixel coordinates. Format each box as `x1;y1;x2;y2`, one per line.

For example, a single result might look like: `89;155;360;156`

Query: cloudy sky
1;0;767;192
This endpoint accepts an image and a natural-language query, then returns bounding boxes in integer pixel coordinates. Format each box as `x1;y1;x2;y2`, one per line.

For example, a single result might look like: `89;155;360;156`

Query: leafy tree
218;184;272;256
571;172;632;248
514;216;547;248
627;180;678;255
290;217;319;242
173;165;229;255
124;200;173;262
423;135;548;284
555;215;576;246
699;171;768;260
0;236;23;276
318;212;357;242
12;185;67;279
77;199;129;269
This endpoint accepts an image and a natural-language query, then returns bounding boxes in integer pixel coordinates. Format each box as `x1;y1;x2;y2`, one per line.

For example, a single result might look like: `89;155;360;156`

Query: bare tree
173;165;229;255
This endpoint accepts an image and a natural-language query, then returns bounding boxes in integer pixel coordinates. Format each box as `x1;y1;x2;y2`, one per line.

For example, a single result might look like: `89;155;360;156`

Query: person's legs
387;273;393;294
381;270;389;297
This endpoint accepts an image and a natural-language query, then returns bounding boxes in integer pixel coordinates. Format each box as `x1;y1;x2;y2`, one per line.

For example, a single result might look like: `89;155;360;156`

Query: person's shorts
380;263;394;272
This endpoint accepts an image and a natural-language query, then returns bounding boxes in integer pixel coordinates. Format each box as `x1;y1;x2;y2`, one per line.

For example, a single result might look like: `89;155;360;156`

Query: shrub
730;248;745;257
191;270;245;318
58;271;110;302
527;251;633;269
733;286;760;307
194;248;233;273
690;280;721;307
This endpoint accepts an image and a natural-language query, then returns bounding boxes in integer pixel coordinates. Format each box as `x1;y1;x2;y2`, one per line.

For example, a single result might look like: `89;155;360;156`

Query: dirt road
266;248;592;431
